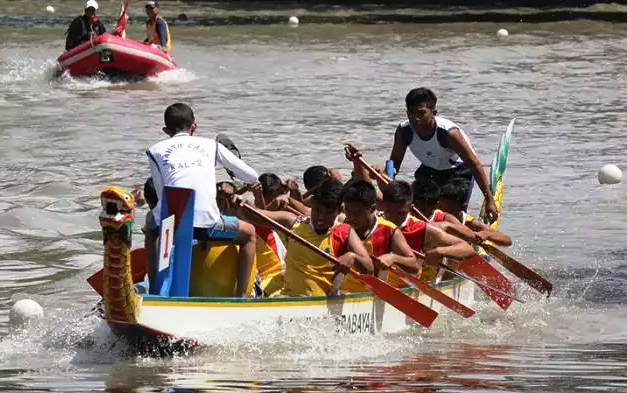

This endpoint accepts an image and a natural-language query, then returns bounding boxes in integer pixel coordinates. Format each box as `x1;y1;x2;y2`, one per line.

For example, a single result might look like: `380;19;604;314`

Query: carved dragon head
99;185;135;245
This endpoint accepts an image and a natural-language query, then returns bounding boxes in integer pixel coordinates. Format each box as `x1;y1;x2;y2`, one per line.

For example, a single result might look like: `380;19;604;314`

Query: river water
1;9;627;393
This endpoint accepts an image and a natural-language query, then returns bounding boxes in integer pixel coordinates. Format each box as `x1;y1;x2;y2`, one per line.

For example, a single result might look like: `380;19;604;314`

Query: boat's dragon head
99;185;135;245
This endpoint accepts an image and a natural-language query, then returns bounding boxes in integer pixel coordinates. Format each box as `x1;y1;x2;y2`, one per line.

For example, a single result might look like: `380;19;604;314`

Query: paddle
113;0;130;37
480;243;552;296
240;202;439;328
411;249;524;305
216;133;244;188
370;256;476;318
345;144;516;310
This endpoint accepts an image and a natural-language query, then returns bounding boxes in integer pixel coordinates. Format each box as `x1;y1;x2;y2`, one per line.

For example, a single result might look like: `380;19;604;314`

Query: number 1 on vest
159;214;175;271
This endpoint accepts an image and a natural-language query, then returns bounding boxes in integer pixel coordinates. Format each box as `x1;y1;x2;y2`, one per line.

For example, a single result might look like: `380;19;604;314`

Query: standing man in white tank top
144;103;260;297
387;87;498;223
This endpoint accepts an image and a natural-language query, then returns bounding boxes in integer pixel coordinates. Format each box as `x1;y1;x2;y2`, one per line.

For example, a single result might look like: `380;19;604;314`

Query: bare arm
237;205;298;229
288;196;311;216
438;221;480;244
424;224;474;261
382;229;420;273
448;129;493;202
389;126;408;175
466;218;512;247
343;228;374;274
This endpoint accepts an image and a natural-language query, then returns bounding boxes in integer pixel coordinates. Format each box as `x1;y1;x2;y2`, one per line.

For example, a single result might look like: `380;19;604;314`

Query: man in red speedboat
65;0;107;51
144;1;172;53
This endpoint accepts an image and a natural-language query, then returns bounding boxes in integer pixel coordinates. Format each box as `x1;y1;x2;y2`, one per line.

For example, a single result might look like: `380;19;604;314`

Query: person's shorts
414;163;474;204
146;213;240;241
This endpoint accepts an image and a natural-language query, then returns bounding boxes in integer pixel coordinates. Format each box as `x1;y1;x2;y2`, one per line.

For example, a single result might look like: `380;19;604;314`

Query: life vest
254;224;287;297
339;216;397;293
429;209;447;223
398;116;475;170
282;220;351;296
386;215;426;288
145;16;171;53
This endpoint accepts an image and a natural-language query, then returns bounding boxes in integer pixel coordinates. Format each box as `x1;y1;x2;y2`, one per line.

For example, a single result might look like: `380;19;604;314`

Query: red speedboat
56;33;177;78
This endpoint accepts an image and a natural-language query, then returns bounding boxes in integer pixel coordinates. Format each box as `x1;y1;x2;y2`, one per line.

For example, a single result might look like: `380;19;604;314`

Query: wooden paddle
345;145;516;310
412;250;524;305
240;202;439;328
370;256;476;318
481;242;552;296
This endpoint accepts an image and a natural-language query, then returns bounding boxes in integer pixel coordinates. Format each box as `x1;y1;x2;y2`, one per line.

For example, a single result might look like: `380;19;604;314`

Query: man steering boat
387;87;499;223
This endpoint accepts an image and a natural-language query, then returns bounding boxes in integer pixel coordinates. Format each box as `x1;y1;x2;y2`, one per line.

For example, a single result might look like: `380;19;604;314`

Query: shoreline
3;2;627;26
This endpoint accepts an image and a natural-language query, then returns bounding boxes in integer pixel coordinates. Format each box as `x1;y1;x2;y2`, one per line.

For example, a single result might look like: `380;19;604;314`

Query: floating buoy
598;164;622;185
288;16;299;26
46;5;55;13
497;29;509;37
9;299;44;331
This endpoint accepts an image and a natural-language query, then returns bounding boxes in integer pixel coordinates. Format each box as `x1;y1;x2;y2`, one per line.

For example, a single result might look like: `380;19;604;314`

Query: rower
387;87;498;223
144;103;259;297
257;173;310;216
144;1;171;53
378;181;474;285
233;178;373;297
65;0;106;51
438;178;512;247
338;180;420;293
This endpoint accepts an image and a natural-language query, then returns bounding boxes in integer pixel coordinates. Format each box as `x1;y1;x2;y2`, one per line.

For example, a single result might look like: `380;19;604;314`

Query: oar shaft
438;265;525;304
241;203;348;271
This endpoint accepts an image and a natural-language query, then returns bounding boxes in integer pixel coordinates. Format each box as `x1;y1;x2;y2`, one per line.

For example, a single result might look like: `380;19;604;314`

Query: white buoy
497;28;509;37
9;299;43;331
288;16;299;26
598;164;622;185
46;5;55;13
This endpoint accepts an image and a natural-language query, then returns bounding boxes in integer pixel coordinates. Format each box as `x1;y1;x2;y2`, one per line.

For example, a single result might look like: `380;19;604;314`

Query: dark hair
303;165;329;191
440;178;469;204
342;180;377;206
412;178;440;205
313;178;344;210
258;173;283;198
216;181;236;192
405;88;437;110
164;103;195;135
381;180;412;204
143;177;158;210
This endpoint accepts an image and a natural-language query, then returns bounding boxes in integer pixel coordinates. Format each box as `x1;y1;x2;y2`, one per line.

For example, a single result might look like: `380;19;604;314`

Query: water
1;12;627;392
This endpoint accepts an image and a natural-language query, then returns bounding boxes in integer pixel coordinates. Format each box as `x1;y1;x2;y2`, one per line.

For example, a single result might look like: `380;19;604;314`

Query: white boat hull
108;276;474;343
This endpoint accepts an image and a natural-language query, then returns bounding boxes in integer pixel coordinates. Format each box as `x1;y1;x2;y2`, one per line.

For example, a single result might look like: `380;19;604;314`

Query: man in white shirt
145;103;260;297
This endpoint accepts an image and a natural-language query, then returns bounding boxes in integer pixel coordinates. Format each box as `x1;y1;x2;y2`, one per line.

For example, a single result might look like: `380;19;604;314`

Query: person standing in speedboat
65;0;107;51
387;87;499;223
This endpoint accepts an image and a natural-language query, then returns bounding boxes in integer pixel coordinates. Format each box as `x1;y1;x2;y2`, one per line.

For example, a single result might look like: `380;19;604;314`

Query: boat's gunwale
139;276;465;305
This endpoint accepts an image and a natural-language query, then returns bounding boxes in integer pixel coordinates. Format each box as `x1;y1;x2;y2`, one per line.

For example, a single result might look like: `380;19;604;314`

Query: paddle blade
87;248;147;297
388;265;475;318
215;133;242;183
353;271;438;328
483;243;553;296
459;255;515;311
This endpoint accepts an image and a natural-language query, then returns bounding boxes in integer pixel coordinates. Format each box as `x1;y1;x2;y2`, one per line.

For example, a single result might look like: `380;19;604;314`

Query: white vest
399;116;475;170
146;133;259;228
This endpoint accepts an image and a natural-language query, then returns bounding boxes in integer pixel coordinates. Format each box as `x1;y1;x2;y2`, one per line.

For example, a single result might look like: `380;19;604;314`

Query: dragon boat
87;124;513;350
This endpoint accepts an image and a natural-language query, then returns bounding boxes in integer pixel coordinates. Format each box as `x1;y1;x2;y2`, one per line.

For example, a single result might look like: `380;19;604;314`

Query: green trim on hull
139;277;465;304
